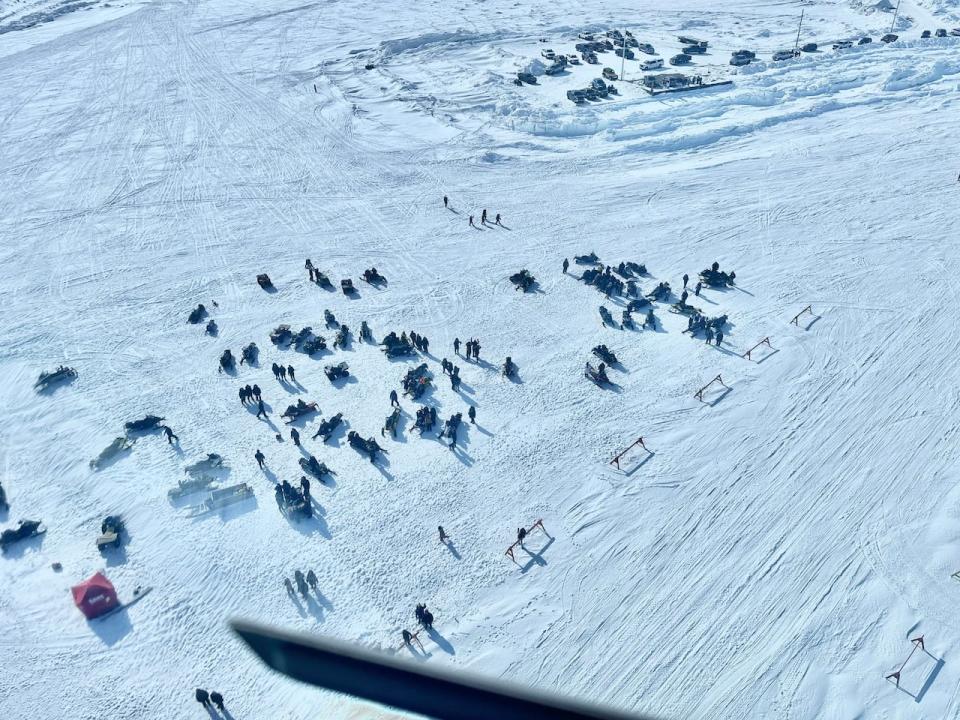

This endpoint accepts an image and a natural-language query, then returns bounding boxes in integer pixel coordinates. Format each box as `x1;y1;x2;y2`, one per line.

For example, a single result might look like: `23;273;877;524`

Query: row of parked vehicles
764;27;959;65
566;77;618;104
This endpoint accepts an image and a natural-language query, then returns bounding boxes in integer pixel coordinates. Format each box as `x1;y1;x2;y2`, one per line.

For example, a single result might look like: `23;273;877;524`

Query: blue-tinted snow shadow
443;539;462;560
519;536;554;574
619;451;655;476
752;348;781;365
1;532;45;559
426;627;455;655
700;386;732;408
804;315;822;331
888;652;945;703
90;611;133;646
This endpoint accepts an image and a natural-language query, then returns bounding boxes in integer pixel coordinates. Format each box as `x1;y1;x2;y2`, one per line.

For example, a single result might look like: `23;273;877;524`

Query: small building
642;73;690;90
71;572;119;620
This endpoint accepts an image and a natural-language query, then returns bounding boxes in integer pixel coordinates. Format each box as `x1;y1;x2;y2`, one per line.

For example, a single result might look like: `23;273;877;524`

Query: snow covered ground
2;0;960;718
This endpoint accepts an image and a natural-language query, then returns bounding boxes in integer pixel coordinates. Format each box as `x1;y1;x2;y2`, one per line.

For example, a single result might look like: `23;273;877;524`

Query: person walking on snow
716;331;724;346
468;215;475;227
279;365;287;381
255;449;265;469
562;258;569;274
695;282;702;297
290;428;301;447
390;389;400;408
453;338;461;355
438;526;449;543
481;209;487;224
287;365;296;382
495;213;501;226
253;384;261;401
256;399;268;419
195;689;210;708
161;425;178;444
443;195;448;208
683;273;689;288
468;405;476;424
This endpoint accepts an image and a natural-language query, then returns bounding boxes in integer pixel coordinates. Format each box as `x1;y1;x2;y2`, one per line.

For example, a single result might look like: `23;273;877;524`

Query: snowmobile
402;364;431;400
585;362;610;386
347;431;381;462
187;304;207;324
270;324;293;346
241;342;259;365
646;282;671;301
168;475;217;500
324;362;350;382
96;516;125;552
382;408;401;438
381;332;415;357
299;456;332;481
362;268;386;285
314;270;333;288
313;413;343;442
413;407;435;434
0;520;46;551
509;269;536;292
324;309;338;328
699;262;736;287
341;278;356;295
184;453;225;476
219;349;236;373
282;400;319;423
669;300;702;316
90;436;134;469
125;415;164;433
627;297;651;312
256;273;274;290
334;325;350;349
574;252;600;265
34;365;78;392
599;306;617;328
440;413;462;445
592;345;618;365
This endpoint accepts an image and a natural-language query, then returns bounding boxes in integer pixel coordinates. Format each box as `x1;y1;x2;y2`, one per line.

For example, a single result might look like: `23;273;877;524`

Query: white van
640;58;664;71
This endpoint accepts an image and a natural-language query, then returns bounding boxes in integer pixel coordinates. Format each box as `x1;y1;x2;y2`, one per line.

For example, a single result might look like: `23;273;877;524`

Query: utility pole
793;8;805;55
890;0;902;33
620;28;627;81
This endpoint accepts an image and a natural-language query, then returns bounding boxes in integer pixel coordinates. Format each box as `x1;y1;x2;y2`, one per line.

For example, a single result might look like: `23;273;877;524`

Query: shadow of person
443;540;462;560
426;627;455;655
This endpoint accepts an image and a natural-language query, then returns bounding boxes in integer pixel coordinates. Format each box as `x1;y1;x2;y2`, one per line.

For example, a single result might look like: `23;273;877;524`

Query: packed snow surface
2;0;960;718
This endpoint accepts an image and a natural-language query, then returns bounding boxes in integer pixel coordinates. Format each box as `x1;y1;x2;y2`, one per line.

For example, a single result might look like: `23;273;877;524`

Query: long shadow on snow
426;627;455;655
1;532;45;559
519;536;555;574
89;610;133;647
700;386;732;408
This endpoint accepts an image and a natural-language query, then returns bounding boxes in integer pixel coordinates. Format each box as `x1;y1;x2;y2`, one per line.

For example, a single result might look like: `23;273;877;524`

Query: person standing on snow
443;195;448;208
562;258;569;274
255;449;265;469
468;405;476;424
390;389;400;408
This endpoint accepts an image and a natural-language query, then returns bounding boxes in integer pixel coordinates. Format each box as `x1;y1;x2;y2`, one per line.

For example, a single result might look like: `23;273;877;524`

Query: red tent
71;572;119;620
